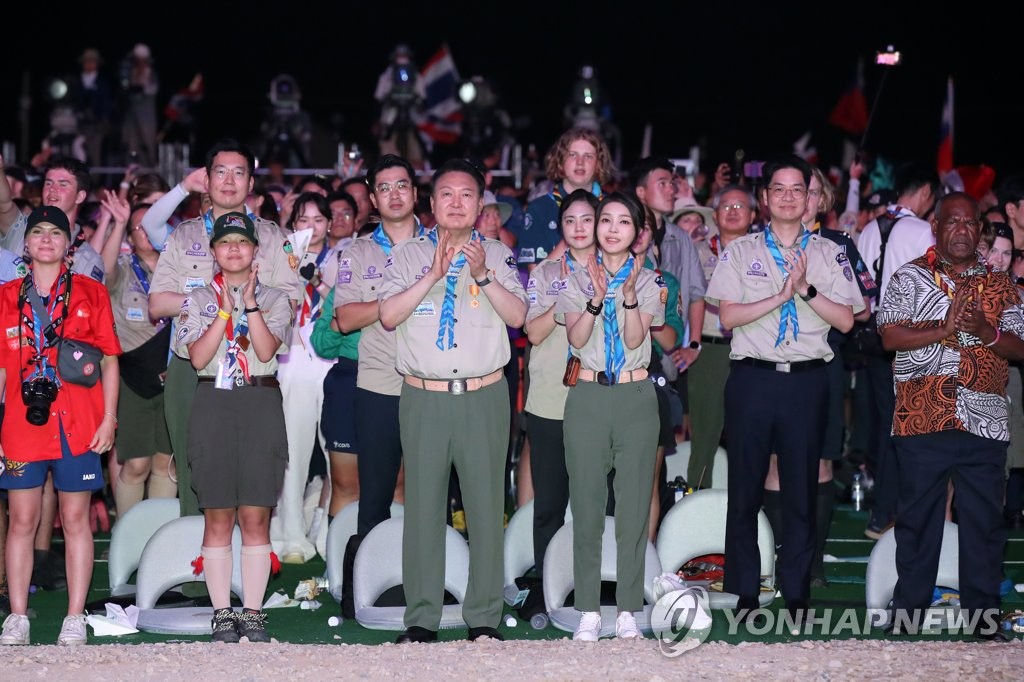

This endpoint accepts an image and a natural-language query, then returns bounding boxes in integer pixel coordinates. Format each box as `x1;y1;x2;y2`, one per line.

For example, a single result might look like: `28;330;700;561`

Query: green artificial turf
12;500;1024;646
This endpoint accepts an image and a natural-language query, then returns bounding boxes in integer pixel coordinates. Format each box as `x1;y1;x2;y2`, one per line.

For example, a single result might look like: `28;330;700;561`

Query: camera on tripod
23;376;59;426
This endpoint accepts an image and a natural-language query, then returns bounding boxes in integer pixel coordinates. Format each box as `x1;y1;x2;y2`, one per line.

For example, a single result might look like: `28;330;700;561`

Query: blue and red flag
416;45;463;146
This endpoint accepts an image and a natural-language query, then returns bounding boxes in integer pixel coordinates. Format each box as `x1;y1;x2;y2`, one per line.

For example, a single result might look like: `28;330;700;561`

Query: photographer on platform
0;206;122;646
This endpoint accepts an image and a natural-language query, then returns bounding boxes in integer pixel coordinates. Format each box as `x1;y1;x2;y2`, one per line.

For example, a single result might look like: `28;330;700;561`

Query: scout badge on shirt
211;273;253;389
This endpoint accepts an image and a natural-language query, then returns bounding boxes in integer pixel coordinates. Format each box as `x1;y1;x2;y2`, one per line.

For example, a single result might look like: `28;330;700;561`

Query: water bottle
671;476;689;503
851;473;865;511
530;612;550;630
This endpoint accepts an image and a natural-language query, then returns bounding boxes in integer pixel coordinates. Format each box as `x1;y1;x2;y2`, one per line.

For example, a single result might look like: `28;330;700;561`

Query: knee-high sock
201;545;233;610
113;477;145;516
812;481;836;580
147;470;178;499
240;544;272;611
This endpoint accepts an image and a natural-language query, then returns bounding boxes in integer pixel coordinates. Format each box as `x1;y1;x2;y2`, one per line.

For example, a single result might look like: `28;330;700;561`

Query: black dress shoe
395;626;438;644
467;626;504;641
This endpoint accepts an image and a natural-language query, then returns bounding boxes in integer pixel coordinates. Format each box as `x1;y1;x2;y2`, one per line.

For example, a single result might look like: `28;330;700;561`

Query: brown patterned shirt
877;253;1024;440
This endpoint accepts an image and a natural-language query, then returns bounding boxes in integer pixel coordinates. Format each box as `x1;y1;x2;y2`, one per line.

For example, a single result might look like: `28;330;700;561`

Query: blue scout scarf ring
763;225;812;347
429;229;482;351
597;253;634;382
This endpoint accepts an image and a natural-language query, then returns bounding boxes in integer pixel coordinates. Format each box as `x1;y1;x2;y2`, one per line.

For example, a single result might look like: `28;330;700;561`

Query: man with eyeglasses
706;156;863;627
855;162;940;541
332;154;423;617
686;184;757;487
147;138;302;516
877;192;1024;641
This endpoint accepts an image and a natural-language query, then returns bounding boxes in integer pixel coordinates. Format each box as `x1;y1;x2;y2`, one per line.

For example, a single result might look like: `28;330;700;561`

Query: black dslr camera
22;377;59;426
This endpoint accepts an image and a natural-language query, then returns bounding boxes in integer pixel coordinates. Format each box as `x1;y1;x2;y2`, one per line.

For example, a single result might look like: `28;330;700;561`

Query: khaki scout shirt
173;281;292;378
705;229;865;363
106;254;164;352
378;235;527;380
334;235;402;395
150;215;303;302
525;258;573;420
554;262;667;373
695;238;729;339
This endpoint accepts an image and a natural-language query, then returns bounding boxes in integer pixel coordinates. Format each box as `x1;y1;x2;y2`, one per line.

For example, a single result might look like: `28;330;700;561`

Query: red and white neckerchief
211;272;252;383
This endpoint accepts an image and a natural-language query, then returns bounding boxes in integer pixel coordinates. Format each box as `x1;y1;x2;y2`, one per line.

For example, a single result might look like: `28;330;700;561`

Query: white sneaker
0;614;30;645
57;614;87;646
615;611;641;639
573;611;602;642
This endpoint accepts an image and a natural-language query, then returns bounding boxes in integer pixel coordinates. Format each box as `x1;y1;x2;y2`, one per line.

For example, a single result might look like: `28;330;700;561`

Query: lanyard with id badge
211;273;252;390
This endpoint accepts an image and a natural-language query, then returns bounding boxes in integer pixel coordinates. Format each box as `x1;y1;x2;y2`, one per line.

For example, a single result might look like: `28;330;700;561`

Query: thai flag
936;77;954;173
416;44;463;146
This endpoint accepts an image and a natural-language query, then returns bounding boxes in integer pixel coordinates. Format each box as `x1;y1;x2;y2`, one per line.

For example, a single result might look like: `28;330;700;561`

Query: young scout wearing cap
173;211;293;644
148;139;301;516
379;159;527;644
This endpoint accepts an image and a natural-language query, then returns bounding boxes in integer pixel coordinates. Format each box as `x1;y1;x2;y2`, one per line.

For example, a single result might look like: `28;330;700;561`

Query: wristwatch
800;284;818;302
475;273;493;287
688;341;702;352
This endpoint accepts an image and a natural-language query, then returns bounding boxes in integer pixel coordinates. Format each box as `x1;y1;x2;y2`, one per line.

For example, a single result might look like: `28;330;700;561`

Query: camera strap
19;273;71;386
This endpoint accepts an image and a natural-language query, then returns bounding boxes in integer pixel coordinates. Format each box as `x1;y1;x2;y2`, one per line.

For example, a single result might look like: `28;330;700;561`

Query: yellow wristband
217;309;231;321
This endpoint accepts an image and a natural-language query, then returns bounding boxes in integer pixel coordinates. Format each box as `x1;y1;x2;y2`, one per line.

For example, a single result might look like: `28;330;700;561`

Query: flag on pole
828;59;869;137
937;77;954;173
416;45;463;146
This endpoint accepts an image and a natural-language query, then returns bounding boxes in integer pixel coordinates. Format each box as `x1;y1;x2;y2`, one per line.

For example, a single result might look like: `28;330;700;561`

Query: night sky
3;1;1020;180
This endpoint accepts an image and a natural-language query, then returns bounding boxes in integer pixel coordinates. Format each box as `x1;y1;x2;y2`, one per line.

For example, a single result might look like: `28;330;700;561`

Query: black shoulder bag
26;282;104;387
850;212;904;357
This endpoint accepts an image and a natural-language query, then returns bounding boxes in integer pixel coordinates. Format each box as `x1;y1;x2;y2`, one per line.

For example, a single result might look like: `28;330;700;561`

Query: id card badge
214;357;234;390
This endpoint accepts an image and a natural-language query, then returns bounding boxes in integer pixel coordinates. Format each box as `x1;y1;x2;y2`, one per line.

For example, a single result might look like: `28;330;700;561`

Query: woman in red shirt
0;206;121;646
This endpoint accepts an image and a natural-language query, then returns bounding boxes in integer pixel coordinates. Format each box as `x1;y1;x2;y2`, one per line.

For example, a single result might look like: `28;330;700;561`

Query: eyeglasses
768;185;807;198
211;167;248;181
942;216;981;230
375;180;411;194
719;203;750;212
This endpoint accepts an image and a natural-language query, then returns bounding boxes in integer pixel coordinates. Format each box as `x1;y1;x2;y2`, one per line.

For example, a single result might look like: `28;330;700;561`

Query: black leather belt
732;358;828;373
701;335;731;346
197;375;280;388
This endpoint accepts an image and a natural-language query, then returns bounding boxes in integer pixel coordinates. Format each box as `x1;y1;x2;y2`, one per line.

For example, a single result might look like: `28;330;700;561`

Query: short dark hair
367;154;415;191
293;174;333;194
339;176;368;194
893;161;940;199
431;159;485;196
997;173;1024;211
760;156;813;188
45;156;91;194
326;190;357;214
558;188;599;225
204;138;256;175
629;157;673;190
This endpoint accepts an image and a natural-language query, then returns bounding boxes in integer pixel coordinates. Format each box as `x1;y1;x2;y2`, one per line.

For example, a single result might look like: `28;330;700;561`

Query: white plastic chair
655;488;776;610
133;515;244;635
352;517;470;630
542;516;662;637
865;521;961;629
108;498;181;596
325;501;405;602
502;499;573;590
664;441;728;489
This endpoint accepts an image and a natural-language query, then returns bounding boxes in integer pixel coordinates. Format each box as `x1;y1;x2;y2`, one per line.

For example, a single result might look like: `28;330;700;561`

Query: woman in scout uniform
97;196;176;517
272;192;341;564
556;192;667;642
175;212;292;643
0;205;122;646
523;189;598;613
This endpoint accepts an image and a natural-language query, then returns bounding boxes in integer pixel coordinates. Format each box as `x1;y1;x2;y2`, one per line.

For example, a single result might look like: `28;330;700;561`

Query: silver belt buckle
234;375;246;387
775;362;791;373
448;378;467;395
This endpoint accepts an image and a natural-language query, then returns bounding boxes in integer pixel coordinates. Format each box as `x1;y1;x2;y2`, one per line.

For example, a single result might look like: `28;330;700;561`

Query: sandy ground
4;638;1022;680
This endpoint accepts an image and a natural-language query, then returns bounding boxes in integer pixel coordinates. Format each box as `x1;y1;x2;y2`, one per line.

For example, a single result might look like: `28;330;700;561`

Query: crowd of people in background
0;55;1022;647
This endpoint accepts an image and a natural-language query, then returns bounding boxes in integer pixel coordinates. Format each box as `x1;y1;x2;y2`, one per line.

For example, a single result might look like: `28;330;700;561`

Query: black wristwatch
475;273;493;287
244;306;261;314
800;285;818;302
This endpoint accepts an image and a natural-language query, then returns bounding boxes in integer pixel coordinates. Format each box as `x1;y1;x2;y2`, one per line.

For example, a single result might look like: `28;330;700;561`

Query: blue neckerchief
597;253;634;382
428;229;482;351
370;221;428;257
763;225;812;347
564;255;579;361
203;208;257;237
129;254;151;296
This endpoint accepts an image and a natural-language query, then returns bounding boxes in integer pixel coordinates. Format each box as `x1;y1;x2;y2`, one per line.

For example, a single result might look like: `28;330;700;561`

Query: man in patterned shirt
878;191;1024;641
